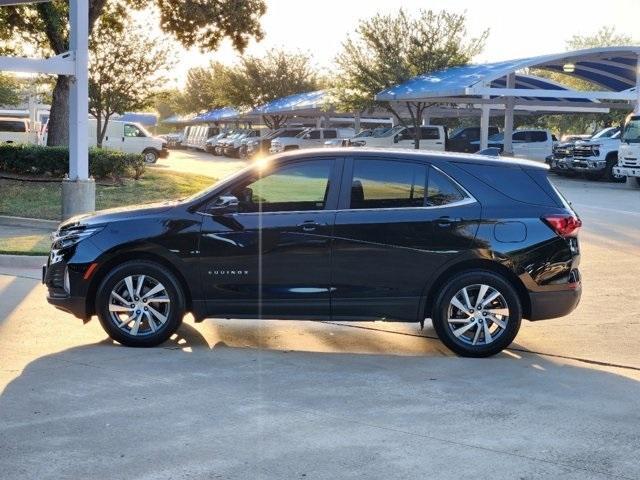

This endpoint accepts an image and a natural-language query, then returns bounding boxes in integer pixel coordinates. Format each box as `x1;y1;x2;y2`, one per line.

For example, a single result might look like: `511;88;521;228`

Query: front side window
426;167;466;206
513;131;528;142
350;159;426;209
124;124;144;137
308;130;321;140
229;160;332;212
420;127;441;140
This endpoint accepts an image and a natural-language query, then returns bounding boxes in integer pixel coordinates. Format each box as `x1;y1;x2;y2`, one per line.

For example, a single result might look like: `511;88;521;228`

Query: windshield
592;127;619;140
353;129;373;138
374;125;404;138
623;117;640;144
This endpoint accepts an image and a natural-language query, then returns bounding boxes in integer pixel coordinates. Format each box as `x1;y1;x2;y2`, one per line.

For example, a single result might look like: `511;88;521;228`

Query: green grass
0;234;51;255
0;170;216;255
0;170;217;221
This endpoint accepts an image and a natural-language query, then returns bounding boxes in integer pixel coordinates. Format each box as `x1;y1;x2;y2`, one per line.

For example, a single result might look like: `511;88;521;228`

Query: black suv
44;149;582;357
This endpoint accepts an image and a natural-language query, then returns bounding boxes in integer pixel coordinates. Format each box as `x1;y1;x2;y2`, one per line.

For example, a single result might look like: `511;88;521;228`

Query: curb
0;254;48;269
0;215;59;230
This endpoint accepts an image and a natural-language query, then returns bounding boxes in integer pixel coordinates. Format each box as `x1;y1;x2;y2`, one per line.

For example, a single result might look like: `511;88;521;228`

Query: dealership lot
1;149;640;479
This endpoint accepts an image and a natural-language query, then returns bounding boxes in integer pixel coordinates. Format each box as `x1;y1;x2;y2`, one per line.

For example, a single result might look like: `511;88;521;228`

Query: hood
59;200;179;229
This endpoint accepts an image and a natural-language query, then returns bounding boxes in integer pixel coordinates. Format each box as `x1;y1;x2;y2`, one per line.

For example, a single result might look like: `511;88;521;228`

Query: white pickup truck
270;127;355;153
472;129;556;161
613;114;640;188
570;127;624;182
348;125;446;151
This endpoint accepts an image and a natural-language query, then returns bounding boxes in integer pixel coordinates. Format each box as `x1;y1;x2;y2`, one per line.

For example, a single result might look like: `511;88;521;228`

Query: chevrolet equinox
44;149;582;357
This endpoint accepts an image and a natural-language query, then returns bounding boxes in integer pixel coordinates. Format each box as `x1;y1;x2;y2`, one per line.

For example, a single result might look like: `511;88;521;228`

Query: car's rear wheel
431;271;522;357
96;260;185;347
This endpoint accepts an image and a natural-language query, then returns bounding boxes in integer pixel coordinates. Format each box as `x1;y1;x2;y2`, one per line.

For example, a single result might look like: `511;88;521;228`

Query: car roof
276;147;549;170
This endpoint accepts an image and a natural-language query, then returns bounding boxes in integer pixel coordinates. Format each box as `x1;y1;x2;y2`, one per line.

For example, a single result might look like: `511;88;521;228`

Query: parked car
348;125;447;151
44;148;582;357
0;117;35;144
159;132;183;149
570;127;625;182
471;129;556;161
447;126;500;153
222;130;261;158
242;127;305;159
87;119;168;163
270;127;355;153
613;114;640;187
546;141;581;175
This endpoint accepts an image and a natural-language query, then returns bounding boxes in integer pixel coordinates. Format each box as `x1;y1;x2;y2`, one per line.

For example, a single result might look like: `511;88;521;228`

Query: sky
165;0;640;87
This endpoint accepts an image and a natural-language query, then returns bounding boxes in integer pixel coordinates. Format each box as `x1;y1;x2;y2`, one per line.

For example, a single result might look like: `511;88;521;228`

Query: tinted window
308;130;321;139
350;159;426;209
323;130;337;139
427;167;465;206
513;131;527;142
230;160;332;212
0;120;26;132
420;127;441;140
530;131;548;142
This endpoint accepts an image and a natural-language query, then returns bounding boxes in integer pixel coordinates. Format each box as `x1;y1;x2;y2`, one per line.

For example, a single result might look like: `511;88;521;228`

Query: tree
177;62;234;115
331;9;487;148
89;15;172;147
0;74;20;106
0;0;266;146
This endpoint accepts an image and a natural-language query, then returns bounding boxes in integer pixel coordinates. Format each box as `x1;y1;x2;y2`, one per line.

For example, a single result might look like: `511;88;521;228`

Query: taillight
542;214;582;238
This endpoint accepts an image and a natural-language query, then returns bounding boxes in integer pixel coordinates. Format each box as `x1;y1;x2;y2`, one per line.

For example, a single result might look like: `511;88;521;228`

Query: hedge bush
0;144;146;180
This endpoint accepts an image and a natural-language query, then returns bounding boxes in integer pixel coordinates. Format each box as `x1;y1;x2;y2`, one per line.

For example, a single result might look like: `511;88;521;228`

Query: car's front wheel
142;149;159;164
96;260;185;347
431;271;522;357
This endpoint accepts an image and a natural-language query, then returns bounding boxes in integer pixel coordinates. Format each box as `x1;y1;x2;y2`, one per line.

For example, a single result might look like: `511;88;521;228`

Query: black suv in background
44;149;582;357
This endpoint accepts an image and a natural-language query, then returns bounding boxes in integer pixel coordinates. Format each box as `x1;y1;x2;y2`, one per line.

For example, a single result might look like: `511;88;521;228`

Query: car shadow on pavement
1;319;640;479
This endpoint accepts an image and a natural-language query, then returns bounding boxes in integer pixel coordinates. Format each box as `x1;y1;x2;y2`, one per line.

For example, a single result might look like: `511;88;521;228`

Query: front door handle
297;220;319;232
435;216;462;228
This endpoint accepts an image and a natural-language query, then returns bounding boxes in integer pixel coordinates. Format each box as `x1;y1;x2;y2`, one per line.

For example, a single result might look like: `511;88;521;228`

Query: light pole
0;0;94;221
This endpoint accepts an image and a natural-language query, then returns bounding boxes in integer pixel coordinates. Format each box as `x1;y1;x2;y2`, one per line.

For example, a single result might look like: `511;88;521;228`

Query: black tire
604;154;626;183
142;149;159;164
431;270;522;357
96;260;185;347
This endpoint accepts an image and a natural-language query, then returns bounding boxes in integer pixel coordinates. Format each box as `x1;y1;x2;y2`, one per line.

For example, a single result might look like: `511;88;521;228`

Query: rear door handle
297;220;319;232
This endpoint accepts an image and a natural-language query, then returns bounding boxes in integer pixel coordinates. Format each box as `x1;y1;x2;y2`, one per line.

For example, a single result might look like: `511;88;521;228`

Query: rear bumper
527;284;581;321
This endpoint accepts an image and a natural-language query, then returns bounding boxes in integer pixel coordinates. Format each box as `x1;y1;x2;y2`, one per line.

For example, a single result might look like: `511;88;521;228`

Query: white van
0;117;36;144
348;125;447;151
88;119;168;163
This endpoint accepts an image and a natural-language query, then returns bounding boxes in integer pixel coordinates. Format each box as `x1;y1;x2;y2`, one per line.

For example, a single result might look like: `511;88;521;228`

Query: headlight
52;226;103;250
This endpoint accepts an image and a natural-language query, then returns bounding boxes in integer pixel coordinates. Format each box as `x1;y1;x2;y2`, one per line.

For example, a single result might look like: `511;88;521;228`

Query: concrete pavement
1;158;640;479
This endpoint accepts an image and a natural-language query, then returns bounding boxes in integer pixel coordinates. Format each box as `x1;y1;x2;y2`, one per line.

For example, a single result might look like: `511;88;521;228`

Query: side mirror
208;195;239;215
303;133;311;139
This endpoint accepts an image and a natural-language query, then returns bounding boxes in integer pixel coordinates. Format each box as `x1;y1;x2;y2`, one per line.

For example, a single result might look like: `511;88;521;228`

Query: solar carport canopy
376;47;640;104
250;90;326;116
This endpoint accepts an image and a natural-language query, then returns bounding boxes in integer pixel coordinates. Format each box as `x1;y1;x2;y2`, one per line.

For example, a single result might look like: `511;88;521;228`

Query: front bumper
43;259;89;320
613;165;640;178
570;158;605;172
546;156;573;172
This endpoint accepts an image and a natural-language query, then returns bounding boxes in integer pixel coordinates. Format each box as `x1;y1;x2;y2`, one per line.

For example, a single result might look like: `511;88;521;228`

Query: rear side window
308;130;321;139
0;120;26;132
420;127;440;140
350;159;426;209
513;131;527;142
455;162;558;207
530;131;548;142
427;167;466;206
323;130;337;139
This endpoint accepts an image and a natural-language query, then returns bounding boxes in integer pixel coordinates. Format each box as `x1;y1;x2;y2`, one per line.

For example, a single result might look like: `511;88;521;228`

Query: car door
511;131;529;158
527;131;551;160
419;126;445;151
198;157;342;319
122;123;149;154
331;157;481;321
396;127;415;149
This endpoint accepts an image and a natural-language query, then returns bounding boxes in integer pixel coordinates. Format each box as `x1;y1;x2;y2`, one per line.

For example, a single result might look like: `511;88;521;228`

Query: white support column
62;0;94;219
315;117;322;129
390;116;397;127
503;73;515;155
480;95;490;151
421;109;430;126
353;112;361;133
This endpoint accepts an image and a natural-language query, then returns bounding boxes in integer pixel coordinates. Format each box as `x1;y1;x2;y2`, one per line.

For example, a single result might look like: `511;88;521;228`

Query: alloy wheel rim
446;284;510;346
108;274;170;336
144;152;155;163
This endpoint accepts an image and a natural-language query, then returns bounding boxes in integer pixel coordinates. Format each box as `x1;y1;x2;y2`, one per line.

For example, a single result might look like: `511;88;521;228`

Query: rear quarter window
454;162;558;207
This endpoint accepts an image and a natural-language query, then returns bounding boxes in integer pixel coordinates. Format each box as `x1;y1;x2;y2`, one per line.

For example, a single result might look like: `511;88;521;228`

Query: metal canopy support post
422;109;430;126
62;0;94;220
503;73;515;155
353;112;361;133
480;94;490;150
